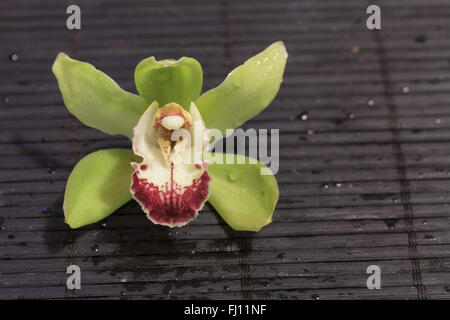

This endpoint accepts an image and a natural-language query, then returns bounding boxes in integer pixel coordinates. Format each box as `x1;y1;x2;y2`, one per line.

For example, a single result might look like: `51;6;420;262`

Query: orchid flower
52;42;288;232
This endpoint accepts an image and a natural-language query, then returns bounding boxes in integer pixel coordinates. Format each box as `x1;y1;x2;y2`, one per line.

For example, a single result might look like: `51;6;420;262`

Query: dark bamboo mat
1;0;450;299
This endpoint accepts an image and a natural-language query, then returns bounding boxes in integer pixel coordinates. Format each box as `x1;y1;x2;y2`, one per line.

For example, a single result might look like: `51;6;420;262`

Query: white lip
130;101;211;228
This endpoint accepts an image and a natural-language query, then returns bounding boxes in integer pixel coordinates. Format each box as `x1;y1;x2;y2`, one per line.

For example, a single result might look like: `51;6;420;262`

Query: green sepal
63;149;141;228
196;42;288;135
134;57;203;109
52;52;148;138
205;153;279;232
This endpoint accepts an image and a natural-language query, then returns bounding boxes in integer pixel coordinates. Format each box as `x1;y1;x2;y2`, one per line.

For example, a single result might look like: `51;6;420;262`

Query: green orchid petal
195;41;288;135
52;52;148;138
205;153;279;232
134;56;203;109
64;149;141;228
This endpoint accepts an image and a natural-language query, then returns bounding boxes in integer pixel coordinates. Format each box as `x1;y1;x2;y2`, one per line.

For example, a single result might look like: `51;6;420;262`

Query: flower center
130;101;211;228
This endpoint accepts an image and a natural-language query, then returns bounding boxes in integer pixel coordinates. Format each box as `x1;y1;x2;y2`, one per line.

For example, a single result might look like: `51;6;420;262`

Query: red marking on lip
131;168;210;227
140;164;147;170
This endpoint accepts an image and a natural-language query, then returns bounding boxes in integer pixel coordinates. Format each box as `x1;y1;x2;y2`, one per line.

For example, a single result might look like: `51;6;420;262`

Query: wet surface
0;0;450;299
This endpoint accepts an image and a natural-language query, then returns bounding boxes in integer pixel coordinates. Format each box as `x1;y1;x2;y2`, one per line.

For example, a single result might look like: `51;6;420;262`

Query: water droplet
42;207;50;215
120;278;128;283
415;35;427;43
191;249;196;254
383;219;398;229
334;182;344;188
311;294;320;300
18;80;31;86
402;86;410;93
297;112;308;121
163;285;172;294
347;112;355;119
231;77;242;88
9;53;19;61
2;96;10;103
321;183;329;189
227;167;243;182
90;244;99;252
101;223;107;229
223;285;230;292
435;118;442;124
368;99;375;106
